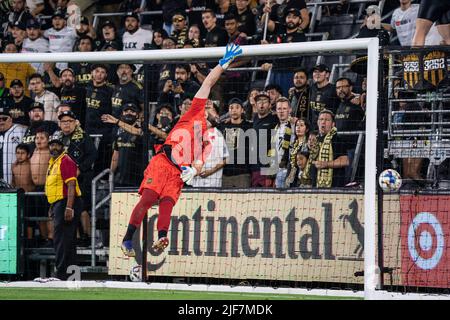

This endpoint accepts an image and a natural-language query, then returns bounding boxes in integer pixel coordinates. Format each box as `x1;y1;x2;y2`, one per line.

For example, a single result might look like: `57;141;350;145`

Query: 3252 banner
110;192;369;284
400;195;450;288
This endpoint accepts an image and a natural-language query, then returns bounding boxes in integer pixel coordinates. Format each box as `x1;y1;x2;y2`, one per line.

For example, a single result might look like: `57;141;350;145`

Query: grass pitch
0;288;361;300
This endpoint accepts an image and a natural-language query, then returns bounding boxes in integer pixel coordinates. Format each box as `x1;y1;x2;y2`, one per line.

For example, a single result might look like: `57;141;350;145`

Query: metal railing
91;168;113;267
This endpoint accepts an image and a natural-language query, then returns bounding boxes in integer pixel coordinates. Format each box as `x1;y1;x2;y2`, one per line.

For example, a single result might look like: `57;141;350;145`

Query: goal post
0;38;381;298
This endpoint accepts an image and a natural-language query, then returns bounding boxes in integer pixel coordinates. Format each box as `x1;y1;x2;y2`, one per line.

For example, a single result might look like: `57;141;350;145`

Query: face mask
160;116;171;127
50;147;62;157
121;114;137;124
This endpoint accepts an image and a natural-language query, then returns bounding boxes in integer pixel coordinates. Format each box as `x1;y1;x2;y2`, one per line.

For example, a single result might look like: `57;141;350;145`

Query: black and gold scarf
316;127;337;188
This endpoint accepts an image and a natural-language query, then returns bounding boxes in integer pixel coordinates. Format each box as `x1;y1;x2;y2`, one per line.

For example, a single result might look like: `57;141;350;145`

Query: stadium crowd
0;0;449;249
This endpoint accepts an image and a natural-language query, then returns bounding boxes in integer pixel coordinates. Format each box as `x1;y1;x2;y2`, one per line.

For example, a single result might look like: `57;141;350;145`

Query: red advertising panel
400;195;450;288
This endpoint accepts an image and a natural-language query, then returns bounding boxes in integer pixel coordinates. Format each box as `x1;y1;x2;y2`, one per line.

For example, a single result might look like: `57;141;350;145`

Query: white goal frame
0;38;381;299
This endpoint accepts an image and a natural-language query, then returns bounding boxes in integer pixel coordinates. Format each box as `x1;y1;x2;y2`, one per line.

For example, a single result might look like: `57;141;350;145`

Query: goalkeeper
121;44;243;256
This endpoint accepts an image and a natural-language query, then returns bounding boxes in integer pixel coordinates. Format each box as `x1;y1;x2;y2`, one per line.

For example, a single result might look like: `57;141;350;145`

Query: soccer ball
378;169;402;192
129;265;142;282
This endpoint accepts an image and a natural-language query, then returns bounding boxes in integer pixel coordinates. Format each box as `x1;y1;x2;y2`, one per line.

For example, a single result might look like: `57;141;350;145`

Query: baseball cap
312;63;331;73
26;18;41;29
58;110;77;120
52;8;66;19
123;102;141;113
29;101;45;112
10;79;23;87
255;91;270;102
12;20;26;31
124;11;139;21
172;10;187;19
59;68;75;77
284;7;301;17
80;16;89;25
48;132;64;145
101;20;116;29
0;107;11;117
228;97;243;106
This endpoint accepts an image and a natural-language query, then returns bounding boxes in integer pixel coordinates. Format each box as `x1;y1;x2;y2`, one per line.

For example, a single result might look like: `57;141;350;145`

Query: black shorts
418;0;450;25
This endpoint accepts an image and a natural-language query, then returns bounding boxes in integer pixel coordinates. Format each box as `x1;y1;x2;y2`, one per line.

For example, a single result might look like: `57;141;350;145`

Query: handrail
91;168;113;267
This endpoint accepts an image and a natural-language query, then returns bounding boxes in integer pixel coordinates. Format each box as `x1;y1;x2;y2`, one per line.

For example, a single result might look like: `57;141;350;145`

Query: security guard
45;133;82;280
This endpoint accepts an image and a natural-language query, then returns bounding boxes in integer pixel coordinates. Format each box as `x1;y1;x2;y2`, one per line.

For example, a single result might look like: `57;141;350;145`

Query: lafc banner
402;50;447;90
110;192;373;283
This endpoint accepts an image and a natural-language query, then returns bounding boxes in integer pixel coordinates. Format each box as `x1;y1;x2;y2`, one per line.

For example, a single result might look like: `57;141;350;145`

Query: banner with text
109;192;372;284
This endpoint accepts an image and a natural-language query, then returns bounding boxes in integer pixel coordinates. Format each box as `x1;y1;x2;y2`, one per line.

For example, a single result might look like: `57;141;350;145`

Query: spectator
8;78;32;126
122;12;153;51
285;117;310;188
288;68;309;119
188;0;217;36
308;63;339;131
0;42;36;96
44;133;82;280
251;91;278;187
160;0;188;35
265;0;309;33
273;97;296;188
85;64;114;175
334;77;365;134
156;37;177;93
235;0;256;36
11;143;35;240
159;64;200;110
223;13;250;103
171;10;189;48
59;68;87;126
43;8;79;70
242;87;259;120
57;110;97;247
202;9;229;47
151;28;168;49
150;104;175;152
0;72;12;106
310;109;349;188
96;20;123;52
7;0;33;27
74;16;96;42
356;5;390;46
111;102;144;188
68;40;93;87
29;129;53;247
21;18;49;75
111;63;143;119
11;143;34;191
412;0;450;46
42;62;61;95
264;83;282;111
220;98;253;188
261;7;306;96
215;0;235;27
10;20;26;49
22;102;58;153
188;24;203;47
0;106;27;185
29;73;60;122
192;113;230;188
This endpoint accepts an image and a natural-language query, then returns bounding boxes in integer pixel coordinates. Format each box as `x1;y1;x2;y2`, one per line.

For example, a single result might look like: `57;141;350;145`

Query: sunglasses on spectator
0;116;10;121
172;16;185;23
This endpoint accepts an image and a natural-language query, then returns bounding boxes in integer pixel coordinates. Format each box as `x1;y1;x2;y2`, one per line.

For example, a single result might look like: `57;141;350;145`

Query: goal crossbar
0;38;380;299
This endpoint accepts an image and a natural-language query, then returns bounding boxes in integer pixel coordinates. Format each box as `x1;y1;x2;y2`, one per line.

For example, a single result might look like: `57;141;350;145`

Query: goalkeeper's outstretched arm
194;43;243;100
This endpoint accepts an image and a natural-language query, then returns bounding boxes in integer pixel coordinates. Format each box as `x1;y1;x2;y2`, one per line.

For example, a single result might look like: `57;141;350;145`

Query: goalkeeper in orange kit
121;44;243;256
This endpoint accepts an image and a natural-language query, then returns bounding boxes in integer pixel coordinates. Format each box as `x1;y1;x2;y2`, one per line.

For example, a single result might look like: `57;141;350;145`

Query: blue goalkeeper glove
219;43;243;70
180;166;197;185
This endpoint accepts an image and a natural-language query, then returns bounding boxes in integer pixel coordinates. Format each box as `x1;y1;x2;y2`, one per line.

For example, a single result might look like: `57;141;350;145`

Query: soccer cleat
121;240;136;257
152;237;169;252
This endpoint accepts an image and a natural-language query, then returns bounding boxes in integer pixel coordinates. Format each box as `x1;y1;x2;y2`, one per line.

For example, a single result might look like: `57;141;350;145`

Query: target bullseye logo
407;212;444;270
